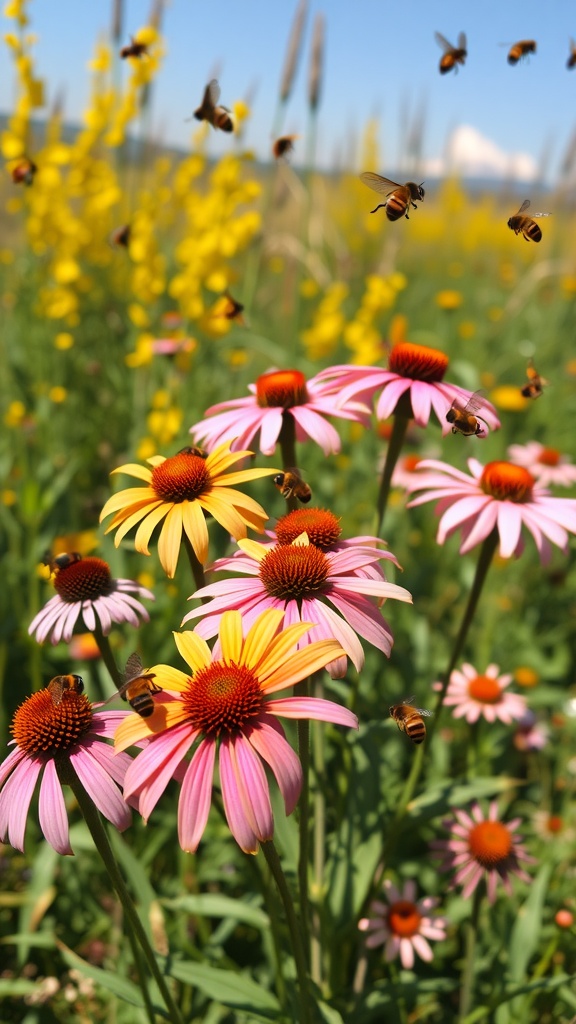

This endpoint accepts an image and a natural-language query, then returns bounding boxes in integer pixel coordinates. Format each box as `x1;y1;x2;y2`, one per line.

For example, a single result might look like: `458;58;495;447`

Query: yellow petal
254;620;319;678
215;467;279;486
116;502;166;547
199;493;246;538
237;538;267;561
114;701;188;751
100;487;156;519
205;442;253;476
134;502;172;554
111;463;153;483
150;665;191;692
173;630;211;673
262;640;346;692
219;610;243;663
181;499;209;565
157;504;184;578
241;608;286;667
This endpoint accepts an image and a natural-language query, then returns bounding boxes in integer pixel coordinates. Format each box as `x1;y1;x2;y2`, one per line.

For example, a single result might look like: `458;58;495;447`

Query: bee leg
370;204;387;214
404;211;410;219
411;201;418;209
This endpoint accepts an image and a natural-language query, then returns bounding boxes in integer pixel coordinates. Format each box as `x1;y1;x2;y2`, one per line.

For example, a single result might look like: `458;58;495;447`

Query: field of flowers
2;2;576;1022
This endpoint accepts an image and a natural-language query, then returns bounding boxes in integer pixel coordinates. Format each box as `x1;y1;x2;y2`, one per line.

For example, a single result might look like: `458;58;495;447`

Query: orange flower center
12;688;93;754
468;820;512;867
546;815;563;834
256;369;309;408
259;544;330;600
387;900;422;938
151;451;211;502
54;556;113;602
538;447;561;467
403;455;422;472
480;461;534;502
467;675;502;704
182;662;263;736
275;508;341;549
388;342;449;382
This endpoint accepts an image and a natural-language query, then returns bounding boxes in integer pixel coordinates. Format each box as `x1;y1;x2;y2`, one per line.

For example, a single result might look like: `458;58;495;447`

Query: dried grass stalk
279;0;308;103
308;14;325;112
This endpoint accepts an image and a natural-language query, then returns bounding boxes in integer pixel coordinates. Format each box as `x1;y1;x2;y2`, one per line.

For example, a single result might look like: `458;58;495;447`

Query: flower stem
311;678;326;990
374;413;410;536
182;534;207;597
458;885;483;1022
92;625;123;689
278;413;299;512
262;840;313;1024
295;679;311;954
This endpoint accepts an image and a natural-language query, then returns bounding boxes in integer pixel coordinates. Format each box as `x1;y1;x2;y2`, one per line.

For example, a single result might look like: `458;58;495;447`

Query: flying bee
10;156;37;186
521;359;549;399
106;653;162;719
120;37;148;59
506;39;536;64
567;39;576;69
446;392;490;437
272;135;298;160
273;469;312;503
435;31;467;74
177;445;208;458
359;173;425;221
110;224;131;248
389;698;432;745
212;291;245;324
507;199;551;243
47;674;85;706
189;79;234;133
43;551;83;574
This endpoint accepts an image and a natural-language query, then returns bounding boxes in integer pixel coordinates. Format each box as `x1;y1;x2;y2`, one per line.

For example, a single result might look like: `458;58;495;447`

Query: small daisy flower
0;681;133;854
99;442;276;578
442;662;527;724
29;555;154;645
431;801;534;903
358;879;447;969
532;810;570;841
406;458;576;564
513;711;549;752
507;442;576;489
189;367;371;456
114;608;358;854
315;342;501;435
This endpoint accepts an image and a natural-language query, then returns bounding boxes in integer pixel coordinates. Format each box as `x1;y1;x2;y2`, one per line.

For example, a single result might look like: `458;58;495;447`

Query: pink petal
0;754;43;851
69;747;131;832
38;758;72;855
267;696;358;729
219;738;260;854
178;738;216;852
230;733;273;842
258;408;284;454
409;380;433;427
123;723;196;820
496;503;524;558
291;407;342;455
376;378;411;420
245;717;302;815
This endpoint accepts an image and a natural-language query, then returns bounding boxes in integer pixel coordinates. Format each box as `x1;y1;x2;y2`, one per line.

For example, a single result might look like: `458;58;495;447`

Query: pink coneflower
442;662;527;724
507;442;576;489
151;338;196;356
181;534;412;678
358;880;447;969
315;342;501;435
29;555;154;645
0;681;133;854
431;801;534;903
114;608;358;854
188;367;371;456
406;458;576;563
513;711;549;752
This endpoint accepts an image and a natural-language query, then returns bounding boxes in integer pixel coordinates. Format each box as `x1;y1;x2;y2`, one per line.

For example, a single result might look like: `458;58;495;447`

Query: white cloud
424;125;538;181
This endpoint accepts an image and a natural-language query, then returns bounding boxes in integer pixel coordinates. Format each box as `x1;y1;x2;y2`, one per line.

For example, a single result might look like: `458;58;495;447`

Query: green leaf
509;863;551;981
1;932;56;949
408;776;523;821
167;961;281;1016
0;979;39;997
162;893;269;930
57;940;147;1007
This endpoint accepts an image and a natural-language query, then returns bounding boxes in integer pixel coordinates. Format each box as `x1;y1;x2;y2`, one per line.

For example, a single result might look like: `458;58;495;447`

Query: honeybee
507;199;551;243
108;653;162;718
177;445;208;458
389;698;432;745
213;291;245;324
359;173;425;221
567;39;576;69
506;39;536;64
47;674;85;705
273;470;312;503
43;551;83;573
521;359;549;399
435;31;467;74
120;37;148;59
110;224;131;248
446;392;489;437
11;157;37;186
190;79;234;133
272;135;298;160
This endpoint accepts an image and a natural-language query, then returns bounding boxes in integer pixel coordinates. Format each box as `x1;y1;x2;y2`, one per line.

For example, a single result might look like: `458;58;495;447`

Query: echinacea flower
441;662;527;724
431;801;534;903
29;555;153;645
315;342;501;435
99;442;276;578
358;879;447;969
114;608;358;854
181;534;412;678
507;442;576;489
0;682;133;854
406;458;576;563
189;368;371;456
513;712;549;752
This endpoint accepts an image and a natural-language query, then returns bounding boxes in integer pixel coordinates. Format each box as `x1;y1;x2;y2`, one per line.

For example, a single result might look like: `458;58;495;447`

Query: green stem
310;677;325;990
278;412;299;512
374;413;410;536
295;679;311;955
262;840;313;1024
459;885;483;1022
68;773;186;1024
92;625;123;689
182;533;207;597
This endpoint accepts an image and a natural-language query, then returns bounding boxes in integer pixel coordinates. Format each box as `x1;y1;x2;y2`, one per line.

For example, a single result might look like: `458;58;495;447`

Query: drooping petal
219;737;260;854
178;738;216;852
69;747;131;832
230;732;273;842
38;758;72;855
0;755;43;851
123;724;196;820
157;504;184;577
245;718;302;816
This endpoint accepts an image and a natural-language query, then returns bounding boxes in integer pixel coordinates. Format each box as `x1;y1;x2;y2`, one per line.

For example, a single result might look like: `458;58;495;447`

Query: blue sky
2;0;576;180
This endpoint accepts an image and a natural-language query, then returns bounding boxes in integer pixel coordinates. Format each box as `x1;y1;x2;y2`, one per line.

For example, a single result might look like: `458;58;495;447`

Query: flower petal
219;738;260;854
178;738;216;852
38;758;72;855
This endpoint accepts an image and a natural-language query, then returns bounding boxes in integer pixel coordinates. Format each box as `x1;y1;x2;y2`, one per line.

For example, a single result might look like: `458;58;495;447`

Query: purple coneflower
507;442;576;489
358;879;447;969
441;662;527;724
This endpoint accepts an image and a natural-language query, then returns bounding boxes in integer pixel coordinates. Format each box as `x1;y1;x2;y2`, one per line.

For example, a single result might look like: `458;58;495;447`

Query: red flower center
12;687;93;754
256;369;309;408
388;342;449;382
151;451;211;502
387;900;422;938
182;662;263;736
54;556;113;603
480;461;534;502
259;544;330;600
468;820;512;867
275;508;341;550
537;447;561;467
467;675;502;704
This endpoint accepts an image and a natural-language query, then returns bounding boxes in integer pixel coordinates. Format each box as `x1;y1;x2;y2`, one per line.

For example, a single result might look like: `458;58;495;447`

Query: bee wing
359;172;400;195
517;199;531;215
435;31;454;52
532;211;552;218
417;708;434;717
205;78;221;108
124;652;144;681
462;389;489;414
457;31;467;50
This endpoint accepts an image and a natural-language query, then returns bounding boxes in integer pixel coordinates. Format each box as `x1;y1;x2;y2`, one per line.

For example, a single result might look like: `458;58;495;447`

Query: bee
389;698;432;745
272;135;298;160
567;39;576;69
107;653;162;718
213;291;245;324
359;173;425;221
43;551;83;573
110;224;131;248
47;674;85;706
120;37;148;59
435;31;467;74
177;445;208;458
521;359;549;399
273;469;312;503
190;79;234;133
507;199;551;243
446;392;489;437
506;39;536;64
11;157;37;186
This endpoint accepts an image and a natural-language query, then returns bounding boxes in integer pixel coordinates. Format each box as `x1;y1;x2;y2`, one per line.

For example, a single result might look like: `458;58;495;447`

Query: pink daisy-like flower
358;879;447;969
29;555;154;645
431;801;534;903
406;458;576;564
189;367;371;456
315;342;501;436
181;534;412;678
0;677;133;854
441;662;527;724
114;608;358;854
513;711;549;752
507;442;576;489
